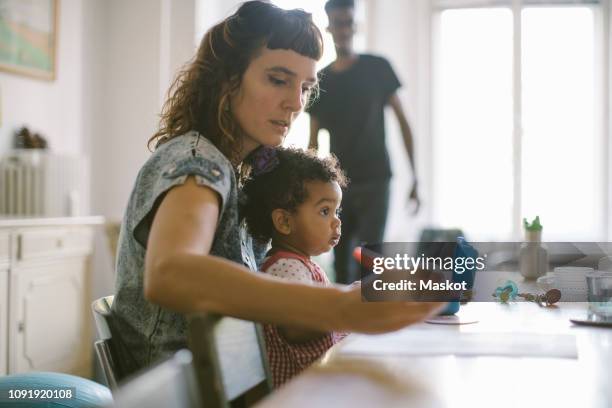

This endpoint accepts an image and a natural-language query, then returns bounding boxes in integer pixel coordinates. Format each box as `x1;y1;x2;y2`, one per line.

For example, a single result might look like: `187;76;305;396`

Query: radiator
0;151;88;217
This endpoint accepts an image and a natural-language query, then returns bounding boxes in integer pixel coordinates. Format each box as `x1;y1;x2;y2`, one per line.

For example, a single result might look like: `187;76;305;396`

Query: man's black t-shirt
307;54;401;183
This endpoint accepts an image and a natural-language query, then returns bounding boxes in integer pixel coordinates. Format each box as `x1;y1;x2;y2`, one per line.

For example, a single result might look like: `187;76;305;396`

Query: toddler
242;147;349;387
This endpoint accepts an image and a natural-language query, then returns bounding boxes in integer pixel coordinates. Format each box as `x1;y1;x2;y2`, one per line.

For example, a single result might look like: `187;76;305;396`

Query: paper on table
339;331;577;359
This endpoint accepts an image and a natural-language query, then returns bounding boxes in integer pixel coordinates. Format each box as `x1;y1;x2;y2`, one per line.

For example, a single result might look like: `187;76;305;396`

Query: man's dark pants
334;181;390;284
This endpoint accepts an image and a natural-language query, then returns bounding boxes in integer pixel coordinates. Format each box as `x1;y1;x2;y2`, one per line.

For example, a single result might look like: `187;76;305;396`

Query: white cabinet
0;231;9;375
9;258;91;375
0;219;101;378
0;268;7;376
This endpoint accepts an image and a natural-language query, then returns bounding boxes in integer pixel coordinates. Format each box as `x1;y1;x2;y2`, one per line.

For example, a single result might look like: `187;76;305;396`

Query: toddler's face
290;181;342;256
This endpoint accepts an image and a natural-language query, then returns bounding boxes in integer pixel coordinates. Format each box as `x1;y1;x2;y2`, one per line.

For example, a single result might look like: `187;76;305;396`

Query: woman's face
230;48;317;158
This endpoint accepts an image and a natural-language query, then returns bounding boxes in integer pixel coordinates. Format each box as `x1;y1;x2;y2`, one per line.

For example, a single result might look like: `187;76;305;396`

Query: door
9;257;92;376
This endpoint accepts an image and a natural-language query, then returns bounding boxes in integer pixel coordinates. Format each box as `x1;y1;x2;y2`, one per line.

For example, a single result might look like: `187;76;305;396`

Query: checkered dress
261;250;347;387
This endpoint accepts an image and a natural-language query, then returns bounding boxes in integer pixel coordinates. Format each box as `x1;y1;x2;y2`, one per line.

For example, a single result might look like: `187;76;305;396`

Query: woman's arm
144;177;443;333
144;176;340;328
279;326;326;343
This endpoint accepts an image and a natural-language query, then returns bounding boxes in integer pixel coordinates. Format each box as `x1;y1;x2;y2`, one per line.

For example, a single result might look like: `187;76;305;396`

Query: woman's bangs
266;12;323;60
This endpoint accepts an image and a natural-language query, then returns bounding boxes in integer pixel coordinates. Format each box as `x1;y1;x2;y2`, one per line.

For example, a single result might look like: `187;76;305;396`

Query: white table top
257;299;612;408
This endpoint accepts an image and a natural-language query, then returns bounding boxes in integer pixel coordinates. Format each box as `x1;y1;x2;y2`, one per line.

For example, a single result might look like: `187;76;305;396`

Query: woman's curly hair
148;1;323;169
242;147;348;241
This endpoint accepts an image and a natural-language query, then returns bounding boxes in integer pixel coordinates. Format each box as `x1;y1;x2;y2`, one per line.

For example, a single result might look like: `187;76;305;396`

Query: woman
111;1;442;374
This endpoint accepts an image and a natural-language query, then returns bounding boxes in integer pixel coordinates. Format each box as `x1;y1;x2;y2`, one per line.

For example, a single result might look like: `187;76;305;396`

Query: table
257;298;612;408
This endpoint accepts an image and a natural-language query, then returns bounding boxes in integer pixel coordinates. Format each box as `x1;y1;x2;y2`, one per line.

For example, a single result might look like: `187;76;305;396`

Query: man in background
308;0;419;284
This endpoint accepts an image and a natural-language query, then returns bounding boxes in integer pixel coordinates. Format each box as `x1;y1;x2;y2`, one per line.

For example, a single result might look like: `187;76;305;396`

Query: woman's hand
336;284;445;334
343;247;444;333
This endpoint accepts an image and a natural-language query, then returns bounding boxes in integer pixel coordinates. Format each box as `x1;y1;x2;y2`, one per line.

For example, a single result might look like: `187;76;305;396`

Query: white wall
0;0;85;155
88;0;162;221
365;0;433;241
1;0;199;301
196;0;245;42
82;0;196;222
1;0;198;221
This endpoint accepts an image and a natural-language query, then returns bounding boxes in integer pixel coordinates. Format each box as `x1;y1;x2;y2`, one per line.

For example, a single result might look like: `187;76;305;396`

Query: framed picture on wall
0;0;58;80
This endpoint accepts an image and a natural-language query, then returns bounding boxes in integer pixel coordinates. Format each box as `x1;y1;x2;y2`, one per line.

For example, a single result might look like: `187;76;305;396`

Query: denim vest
111;132;261;374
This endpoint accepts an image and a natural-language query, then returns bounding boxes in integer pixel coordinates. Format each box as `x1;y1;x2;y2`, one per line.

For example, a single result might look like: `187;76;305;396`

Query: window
432;0;604;240
434;8;514;239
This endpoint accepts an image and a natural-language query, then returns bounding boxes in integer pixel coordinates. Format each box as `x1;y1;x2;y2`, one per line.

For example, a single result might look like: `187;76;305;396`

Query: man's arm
309;115;320;151
388;93;420;213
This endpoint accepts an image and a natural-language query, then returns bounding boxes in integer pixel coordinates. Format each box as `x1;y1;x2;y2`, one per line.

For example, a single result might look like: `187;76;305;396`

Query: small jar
520;229;548;279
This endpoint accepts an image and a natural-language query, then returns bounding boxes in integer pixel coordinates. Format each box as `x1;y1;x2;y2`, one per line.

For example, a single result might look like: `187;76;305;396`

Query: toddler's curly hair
242;147;348;241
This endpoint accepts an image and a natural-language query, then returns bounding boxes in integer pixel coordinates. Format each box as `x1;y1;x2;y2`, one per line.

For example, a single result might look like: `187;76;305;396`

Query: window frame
430;0;609;240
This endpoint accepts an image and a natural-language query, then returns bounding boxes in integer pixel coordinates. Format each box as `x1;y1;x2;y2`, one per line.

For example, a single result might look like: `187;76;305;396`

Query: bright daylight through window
433;2;602;240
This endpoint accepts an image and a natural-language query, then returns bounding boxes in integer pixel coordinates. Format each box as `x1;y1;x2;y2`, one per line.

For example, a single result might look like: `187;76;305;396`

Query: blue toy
440;237;478;315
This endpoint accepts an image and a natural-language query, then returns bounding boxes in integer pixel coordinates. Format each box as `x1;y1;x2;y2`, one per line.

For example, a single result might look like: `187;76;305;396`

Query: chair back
93;296;114;339
110;349;201;408
105;221;121;269
188;314;272;408
92;295;134;390
418;228;466;245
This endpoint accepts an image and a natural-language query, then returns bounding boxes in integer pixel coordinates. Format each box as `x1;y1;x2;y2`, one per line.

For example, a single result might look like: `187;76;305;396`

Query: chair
418;228;466;246
92;295;131;390
104;221;121;265
93;295;271;406
187;314;272;408
110;349;201;408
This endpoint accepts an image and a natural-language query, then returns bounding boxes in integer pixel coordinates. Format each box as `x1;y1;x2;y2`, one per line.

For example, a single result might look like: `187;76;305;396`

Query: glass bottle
520;216;548;279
